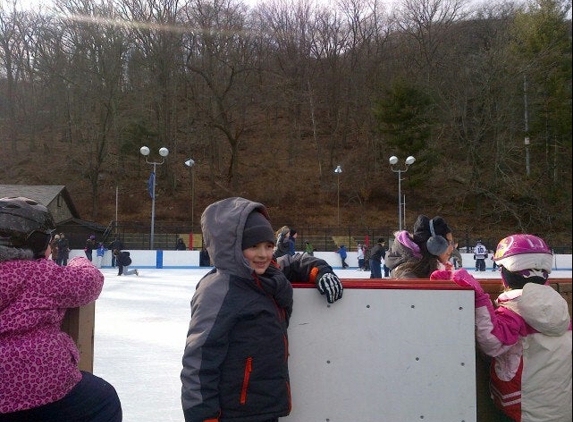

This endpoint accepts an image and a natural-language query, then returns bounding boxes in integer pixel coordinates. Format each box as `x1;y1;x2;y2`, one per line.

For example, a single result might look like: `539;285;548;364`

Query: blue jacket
288;238;296;256
96;245;107;257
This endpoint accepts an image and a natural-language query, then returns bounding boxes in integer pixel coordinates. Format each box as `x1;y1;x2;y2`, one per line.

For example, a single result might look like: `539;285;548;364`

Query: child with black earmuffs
385;214;455;279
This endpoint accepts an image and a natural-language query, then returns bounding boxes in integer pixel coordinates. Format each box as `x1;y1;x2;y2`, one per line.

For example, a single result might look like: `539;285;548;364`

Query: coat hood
385;231;421;271
503;283;570;336
0;245;34;263
201;197;270;279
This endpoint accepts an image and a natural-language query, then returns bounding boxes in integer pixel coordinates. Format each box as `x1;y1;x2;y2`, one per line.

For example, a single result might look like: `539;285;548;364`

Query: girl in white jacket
432;234;571;422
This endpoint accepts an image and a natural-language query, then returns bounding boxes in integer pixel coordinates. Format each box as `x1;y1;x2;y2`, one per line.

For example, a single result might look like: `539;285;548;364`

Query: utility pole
524;74;530;177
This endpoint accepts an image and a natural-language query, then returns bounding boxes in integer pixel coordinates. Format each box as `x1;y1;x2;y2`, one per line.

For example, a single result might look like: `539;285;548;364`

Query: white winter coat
476;283;572;422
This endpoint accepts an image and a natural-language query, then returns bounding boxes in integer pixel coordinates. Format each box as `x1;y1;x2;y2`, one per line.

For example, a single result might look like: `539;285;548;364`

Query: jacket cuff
309;267;320;284
475;292;492;308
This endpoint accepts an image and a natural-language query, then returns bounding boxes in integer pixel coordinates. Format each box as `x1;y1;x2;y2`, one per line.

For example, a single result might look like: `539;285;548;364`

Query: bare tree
42;0;128;219
181;0;255;190
393;0;469;83
0;1;27;154
254;0;316;166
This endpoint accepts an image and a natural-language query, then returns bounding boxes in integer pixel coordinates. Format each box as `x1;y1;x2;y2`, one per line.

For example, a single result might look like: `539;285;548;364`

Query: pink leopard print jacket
0;255;104;413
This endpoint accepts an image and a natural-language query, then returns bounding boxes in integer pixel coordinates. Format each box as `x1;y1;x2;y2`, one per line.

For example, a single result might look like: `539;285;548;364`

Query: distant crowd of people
46;228;497;277
49;232;70;266
48;232;141;277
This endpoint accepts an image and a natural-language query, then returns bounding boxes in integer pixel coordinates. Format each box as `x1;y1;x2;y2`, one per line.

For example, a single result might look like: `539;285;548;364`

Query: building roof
59;217;107;232
0;185;80;218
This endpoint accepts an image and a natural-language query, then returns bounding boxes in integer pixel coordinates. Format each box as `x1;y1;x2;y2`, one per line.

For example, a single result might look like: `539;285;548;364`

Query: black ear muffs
426;219;449;256
27;230;53;258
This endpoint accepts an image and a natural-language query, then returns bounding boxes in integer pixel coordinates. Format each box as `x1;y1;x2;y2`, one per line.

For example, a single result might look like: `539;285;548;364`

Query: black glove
317;272;343;303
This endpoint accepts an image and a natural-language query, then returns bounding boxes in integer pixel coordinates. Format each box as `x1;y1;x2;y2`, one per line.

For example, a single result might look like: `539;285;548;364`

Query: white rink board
285;288;476;422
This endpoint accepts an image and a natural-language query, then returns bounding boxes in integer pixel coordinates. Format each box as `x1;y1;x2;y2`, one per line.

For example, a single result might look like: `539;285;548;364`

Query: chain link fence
103;221;572;253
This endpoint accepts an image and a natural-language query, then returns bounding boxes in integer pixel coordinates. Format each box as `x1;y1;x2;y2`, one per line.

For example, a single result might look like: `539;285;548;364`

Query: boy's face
243;241;274;275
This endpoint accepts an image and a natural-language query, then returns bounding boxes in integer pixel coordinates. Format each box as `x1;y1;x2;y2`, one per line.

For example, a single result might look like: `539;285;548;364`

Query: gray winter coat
181;197;332;422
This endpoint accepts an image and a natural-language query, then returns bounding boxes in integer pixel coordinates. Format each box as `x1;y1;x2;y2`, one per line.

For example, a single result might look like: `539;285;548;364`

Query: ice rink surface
93;267;572;422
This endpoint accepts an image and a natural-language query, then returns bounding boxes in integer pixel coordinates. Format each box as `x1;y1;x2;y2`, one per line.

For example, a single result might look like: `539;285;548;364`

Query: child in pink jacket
0;196;122;421
432;234;571;422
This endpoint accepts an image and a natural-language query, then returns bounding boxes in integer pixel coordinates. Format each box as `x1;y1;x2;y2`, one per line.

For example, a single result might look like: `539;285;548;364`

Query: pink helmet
494;234;553;273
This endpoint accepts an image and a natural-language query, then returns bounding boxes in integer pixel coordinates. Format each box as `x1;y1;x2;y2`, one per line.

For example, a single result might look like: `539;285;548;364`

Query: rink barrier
68;249;573;271
63;277;571;421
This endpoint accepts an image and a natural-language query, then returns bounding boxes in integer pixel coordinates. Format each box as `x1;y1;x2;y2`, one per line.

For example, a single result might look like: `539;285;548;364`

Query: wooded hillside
0;0;571;248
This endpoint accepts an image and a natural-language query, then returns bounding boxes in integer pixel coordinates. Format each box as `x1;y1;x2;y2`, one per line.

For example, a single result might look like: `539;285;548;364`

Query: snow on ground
93;267;572;422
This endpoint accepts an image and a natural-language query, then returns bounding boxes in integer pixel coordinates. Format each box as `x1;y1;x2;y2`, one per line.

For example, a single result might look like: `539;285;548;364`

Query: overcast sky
11;0;401;13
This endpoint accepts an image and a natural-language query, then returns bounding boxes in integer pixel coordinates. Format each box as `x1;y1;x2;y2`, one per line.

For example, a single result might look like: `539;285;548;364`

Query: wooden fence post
61;303;95;372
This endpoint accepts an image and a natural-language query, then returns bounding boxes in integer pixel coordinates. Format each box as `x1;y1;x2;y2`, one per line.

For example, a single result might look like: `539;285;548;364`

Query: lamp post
334;165;342;226
140;146;169;250
114;185;119;236
389;155;415;231
184;158;195;233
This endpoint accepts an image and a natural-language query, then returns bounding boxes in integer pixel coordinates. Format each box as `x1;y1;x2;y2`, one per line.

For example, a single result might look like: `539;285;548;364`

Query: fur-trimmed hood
0;245;34;263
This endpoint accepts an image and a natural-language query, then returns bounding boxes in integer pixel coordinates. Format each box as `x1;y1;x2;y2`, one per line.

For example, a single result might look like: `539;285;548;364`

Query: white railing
68;250;572;271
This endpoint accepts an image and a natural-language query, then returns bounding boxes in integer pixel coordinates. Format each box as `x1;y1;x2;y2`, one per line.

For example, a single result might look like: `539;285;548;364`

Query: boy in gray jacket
181;197;343;422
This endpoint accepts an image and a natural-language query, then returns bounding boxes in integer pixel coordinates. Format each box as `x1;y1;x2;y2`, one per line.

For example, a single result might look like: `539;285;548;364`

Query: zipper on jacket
240;357;253;405
255;273;287;324
287;380;292;413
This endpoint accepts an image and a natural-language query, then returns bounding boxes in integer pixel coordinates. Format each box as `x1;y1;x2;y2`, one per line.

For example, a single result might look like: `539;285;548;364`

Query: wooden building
0;185;106;248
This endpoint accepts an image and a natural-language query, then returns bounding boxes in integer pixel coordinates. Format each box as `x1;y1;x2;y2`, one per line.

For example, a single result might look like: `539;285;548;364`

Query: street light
184;158;195;234
389;155;415;231
140;145;169;250
334;165;342;226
